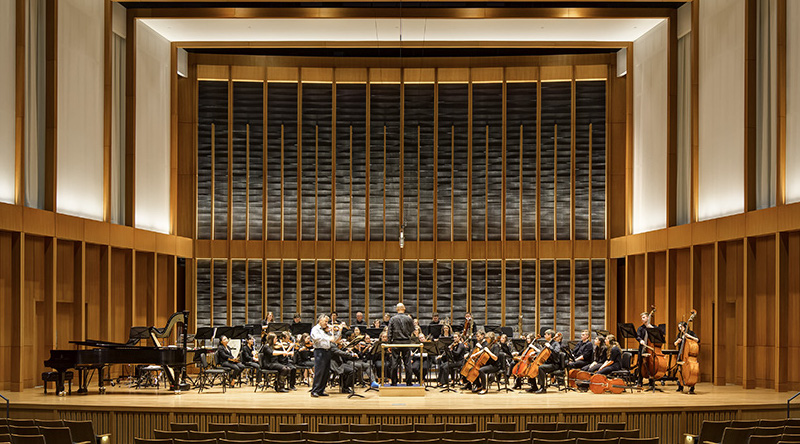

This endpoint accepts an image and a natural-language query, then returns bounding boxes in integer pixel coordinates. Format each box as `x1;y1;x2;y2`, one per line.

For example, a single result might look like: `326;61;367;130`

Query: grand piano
44;311;190;395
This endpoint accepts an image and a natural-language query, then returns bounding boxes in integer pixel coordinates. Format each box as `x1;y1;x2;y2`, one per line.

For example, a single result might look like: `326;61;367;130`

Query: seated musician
512;333;537;390
437;332;466;387
582;335;607;373
330;343;360;394
381;312;392;328
440;324;453;338
371;331;393;384
528;329;562;394
277;331;298;390
260;333;292;392
474;331;502;395
353;339;379;388
596;335;622;375
292;313;302;325
674;321;699;394
569;330;594;369
410;332;431;384
372;319;382;329
461;329;487;391
498;333;514;379
217;336;245;384
261;311;275;329
352;311;367;327
430;313;441;325
240;335;261;383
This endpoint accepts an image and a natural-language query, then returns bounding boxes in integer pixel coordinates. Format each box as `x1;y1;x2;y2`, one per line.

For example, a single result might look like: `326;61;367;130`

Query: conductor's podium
379;343;426;397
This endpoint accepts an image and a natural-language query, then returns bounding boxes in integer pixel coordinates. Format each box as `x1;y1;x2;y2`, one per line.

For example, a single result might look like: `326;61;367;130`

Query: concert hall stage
4;384;793;444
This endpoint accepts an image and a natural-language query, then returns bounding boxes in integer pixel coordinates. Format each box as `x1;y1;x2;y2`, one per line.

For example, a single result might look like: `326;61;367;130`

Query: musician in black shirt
475;332;502;395
240;336;261;383
260;333;292;392
529;329;562;394
582;335;607;373
216;336;245;384
438;332;466;387
388;303;416;385
569;330;594;369
636;311;657;388
597;335;623;375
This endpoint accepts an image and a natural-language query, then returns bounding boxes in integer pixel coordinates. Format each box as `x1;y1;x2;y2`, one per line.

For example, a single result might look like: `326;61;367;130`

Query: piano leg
98;366;106;394
77;369;90;394
56;371;66;396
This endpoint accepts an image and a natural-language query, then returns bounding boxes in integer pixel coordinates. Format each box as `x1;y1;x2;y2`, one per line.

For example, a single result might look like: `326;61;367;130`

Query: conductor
387;302;415;386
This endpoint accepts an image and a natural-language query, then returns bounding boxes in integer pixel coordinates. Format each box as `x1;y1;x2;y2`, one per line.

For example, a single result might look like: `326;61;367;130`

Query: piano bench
42;371;73;394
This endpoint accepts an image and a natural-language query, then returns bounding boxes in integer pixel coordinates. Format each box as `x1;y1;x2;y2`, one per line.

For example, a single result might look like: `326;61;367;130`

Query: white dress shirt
311;324;340;350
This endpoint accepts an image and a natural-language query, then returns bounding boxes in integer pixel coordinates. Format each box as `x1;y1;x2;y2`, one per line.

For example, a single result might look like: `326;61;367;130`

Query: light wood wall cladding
0;202;192;391
191;65;612;336
6;404;789;444
611;204;800;391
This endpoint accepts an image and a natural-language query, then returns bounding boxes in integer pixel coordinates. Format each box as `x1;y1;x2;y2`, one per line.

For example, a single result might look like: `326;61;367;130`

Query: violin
677;310;700;388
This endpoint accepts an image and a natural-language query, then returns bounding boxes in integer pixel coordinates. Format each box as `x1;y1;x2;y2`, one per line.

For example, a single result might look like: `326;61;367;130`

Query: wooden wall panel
0;232;12;390
718;241;743;386
695;245;715;383
786;232;800;390
112;248;133;344
748;236;776;388
85;245;102;342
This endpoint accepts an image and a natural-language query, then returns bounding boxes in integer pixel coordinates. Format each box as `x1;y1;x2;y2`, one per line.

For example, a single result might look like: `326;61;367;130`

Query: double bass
460;337;497;383
640;306;669;380
677;310;700;388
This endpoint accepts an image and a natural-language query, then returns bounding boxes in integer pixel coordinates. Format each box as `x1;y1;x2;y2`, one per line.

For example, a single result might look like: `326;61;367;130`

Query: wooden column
15;0;24;206
103;0;112;221
742;238;755;389
100;245;112;342
775;232;788;391
667;11;678;227
124;8;136;226
45;0;58;212
690;0;700;223
744;0;758;212
713;241;723;386
10;233;25;391
75;241;86;341
776;0;787;205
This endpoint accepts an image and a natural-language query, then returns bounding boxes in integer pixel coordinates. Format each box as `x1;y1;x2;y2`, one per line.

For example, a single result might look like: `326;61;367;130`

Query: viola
677;310;700;388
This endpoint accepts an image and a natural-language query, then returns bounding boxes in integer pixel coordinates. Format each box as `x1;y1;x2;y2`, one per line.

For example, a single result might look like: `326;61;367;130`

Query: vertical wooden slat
667;10;678;227
776;0;787;205
775;232;788;391
45;0;58;212
15;0;24;205
103;0;112;221
743;238;755;389
691;2;699;223
11;233;25;391
744;0;758;212
124;6;135;225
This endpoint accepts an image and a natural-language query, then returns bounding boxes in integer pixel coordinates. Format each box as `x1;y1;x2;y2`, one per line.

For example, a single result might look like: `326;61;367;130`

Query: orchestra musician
291;313;302;325
372;331;392;384
440;324;453;338
372;319;382;329
437;332;466;387
278;331;297;390
474;331;502;395
462;312;475;341
295;333;314;368
596;334;622;375
381;312;392;328
352;339;379;388
388;303;416;386
569;330;594;369
410;332;431;384
217;335;245;384
581;334;607;373
431;313;440;324
310;314;340;397
240;335;261;383
353;311;367;327
260;333;293;392
636;311;657;389
528;329;561;394
512;333;537;390
674;322;699;394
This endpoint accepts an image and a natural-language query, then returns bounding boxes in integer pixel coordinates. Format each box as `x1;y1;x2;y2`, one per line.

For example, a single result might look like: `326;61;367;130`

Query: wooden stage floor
5;383;795;444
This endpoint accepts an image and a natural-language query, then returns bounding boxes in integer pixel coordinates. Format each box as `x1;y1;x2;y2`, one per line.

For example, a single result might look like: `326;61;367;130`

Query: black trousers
597;362;621;375
535;363;558;389
312;348;332;395
391;346;413;385
438;360;464;386
221;361;245;379
243;361;260;381
478;364;499;389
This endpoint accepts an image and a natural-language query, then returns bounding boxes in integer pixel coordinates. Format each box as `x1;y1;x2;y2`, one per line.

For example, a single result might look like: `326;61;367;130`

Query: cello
460;335;498;383
677;310;700;388
640;306;669;380
588;374;627;394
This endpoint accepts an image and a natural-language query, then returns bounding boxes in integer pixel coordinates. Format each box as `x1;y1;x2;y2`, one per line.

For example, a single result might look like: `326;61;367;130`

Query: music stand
511;338;528;354
267;323;290;333
421;341;440;390
433;337;457;393
484;325;502;335
365;328;383;339
427;324;443;339
214;326;235;343
643;326;667;393
229;326;250;340
617;322;638;347
290;322;312;336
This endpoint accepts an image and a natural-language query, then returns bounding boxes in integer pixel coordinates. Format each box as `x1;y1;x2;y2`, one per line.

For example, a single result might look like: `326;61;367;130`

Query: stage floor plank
5;382;791;413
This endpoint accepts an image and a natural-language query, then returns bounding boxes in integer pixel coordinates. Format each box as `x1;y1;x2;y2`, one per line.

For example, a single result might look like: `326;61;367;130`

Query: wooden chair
618;439;659;444
278;424;309;433
784;428;800;435
238;424;270;433
492;431;531;441
153;430;190;440
219;439;260;444
6;422;34;428
6;429;37;438
0;434;9;443
33;420;64;429
133;439;172;444
731;422;760;429
445;424;477;432
557;424;588;432
377;431;413;441
575;439;619;444
531;439;576;444
188;431;226;440
683;420;730;444
265;431;304;441
209;424;240;433
604;430;639;439
340;432;378;441
527;424;559;432
350;425;381;433
415;432;450;441
596;424;626;432
381;425;414;433
170;423;200;432
10;435;46;444
396;439;440;444
448;431;492;441
780;434;800;442
318;424;349;433
350;439;393;444
487;438;531;444
442;439;485;444
415;425;446;433
226;431;265;441
760;421;786;428
748;436;781;444
568;431;604;439
754;428;786;437
303;432;341;441
63;419;111;444
487;423;518;432
718;428;755;444
174;439;216;444
38;427;78;444
531;431;570;440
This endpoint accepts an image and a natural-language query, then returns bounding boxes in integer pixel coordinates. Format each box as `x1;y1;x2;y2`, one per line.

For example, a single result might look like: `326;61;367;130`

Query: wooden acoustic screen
194;69;608;338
